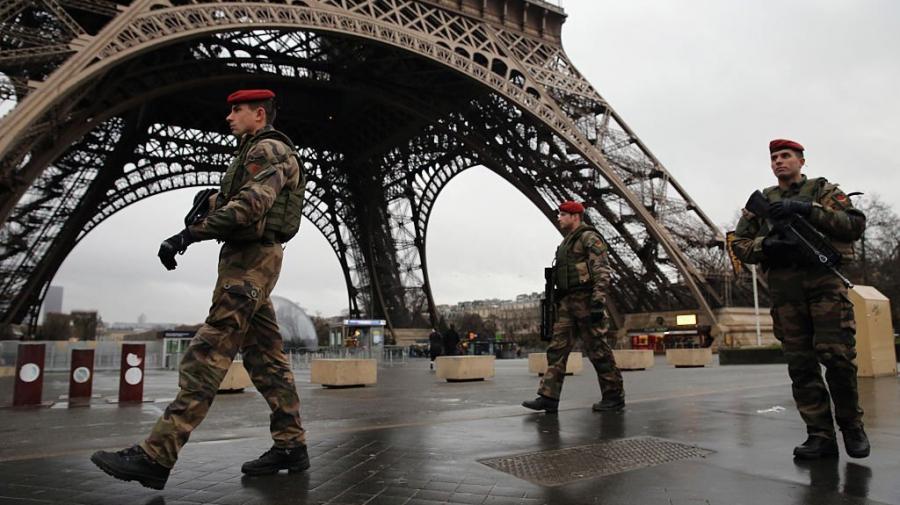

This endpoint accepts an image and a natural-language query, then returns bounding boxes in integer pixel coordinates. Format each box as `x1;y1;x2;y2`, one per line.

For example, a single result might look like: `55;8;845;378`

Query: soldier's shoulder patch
244;147;267;175
589;242;607;256
582;232;607;254
245;161;264;175
829;191;851;210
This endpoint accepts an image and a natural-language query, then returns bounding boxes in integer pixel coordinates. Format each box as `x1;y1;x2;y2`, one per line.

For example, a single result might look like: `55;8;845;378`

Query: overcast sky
49;0;900;324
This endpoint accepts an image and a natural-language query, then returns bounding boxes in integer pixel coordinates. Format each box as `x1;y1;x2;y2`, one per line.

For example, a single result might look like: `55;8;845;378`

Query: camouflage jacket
556;223;612;307
732;175;866;265
188;126;302;242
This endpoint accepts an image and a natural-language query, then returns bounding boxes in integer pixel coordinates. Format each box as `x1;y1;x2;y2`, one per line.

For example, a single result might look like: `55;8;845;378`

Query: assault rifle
745;190;853;288
540;266;556;342
183;188;218;228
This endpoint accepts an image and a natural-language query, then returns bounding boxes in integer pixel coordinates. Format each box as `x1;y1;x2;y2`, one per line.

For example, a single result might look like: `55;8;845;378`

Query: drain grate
478;436;713;486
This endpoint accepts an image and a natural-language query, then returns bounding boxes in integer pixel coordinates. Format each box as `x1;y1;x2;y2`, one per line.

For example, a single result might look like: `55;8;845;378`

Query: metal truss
0;0;749;334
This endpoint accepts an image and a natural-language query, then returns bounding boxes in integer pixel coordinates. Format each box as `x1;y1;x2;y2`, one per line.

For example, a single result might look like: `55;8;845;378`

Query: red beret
227;89;275;104
769;139;804;153
559;201;585;214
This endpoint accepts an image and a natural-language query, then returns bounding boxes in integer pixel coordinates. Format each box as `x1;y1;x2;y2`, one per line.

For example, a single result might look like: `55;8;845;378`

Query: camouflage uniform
732;175;866;440
141;126;306;468
538;223;624;401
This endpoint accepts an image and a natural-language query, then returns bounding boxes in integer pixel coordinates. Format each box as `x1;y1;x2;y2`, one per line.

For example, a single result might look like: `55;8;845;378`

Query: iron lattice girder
0;0;732;327
0;117;121;324
0;45;75;66
58;0;120;17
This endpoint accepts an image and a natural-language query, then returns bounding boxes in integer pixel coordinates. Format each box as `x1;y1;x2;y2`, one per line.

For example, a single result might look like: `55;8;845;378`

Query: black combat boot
242;445;310;475
792;435;839;459
90;445;171;490
592;396;625;412
521;395;559;413
841;427;870;459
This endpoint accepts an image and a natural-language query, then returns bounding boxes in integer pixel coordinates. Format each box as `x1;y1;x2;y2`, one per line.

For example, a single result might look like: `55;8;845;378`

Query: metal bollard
13;344;46;407
118;343;145;403
68;348;95;406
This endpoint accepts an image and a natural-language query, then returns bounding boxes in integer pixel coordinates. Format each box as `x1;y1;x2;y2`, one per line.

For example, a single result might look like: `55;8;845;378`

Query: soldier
732;138;869;459
91;89;309;489
523;201;625;414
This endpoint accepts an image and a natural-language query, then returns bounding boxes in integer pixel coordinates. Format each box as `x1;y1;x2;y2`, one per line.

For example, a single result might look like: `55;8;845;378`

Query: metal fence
288;345;410;369
0;341;415;373
0;340;164;371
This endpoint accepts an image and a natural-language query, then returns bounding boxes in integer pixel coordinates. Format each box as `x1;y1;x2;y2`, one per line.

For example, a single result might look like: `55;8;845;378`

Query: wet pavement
0;356;898;504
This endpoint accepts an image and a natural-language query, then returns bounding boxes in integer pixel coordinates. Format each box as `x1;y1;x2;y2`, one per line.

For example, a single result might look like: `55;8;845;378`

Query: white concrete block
311;359;377;387
218;360;252;392
613;349;655;371
666;348;713;368
527;352;583;375
435;355;494;381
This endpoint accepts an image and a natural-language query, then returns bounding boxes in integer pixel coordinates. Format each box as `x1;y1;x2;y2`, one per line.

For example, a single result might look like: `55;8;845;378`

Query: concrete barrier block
527;352;583;376
311;359;377;387
218;360;252;392
613;349;655;371
666;348;713;368
849;285;897;377
436;355;495;382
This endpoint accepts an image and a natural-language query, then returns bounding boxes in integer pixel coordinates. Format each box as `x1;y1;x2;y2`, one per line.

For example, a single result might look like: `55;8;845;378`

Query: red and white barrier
118;343;145;403
68;348;95;405
13;344;45;407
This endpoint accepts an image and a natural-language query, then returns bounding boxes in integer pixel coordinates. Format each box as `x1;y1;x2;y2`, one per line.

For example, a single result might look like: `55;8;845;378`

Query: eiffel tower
0;0;749;335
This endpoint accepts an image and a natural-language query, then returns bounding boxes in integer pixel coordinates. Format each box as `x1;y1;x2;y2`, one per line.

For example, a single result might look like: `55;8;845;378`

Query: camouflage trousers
538;291;624;401
142;242;305;468
768;266;863;439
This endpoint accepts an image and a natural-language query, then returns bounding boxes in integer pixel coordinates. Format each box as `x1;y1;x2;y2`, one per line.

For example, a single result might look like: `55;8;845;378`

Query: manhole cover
478;436;713;486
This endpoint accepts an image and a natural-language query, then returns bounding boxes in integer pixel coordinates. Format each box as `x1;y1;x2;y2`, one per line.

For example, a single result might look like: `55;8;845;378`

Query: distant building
438;292;542;338
70;311;98;340
42;285;63;317
39;313;72;340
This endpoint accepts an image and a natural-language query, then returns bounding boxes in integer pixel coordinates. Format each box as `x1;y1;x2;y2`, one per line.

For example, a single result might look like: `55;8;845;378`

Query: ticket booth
329;319;386;351
162;330;196;369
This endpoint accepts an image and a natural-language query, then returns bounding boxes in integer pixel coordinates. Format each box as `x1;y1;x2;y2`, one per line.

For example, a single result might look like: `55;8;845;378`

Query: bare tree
846;194;900;324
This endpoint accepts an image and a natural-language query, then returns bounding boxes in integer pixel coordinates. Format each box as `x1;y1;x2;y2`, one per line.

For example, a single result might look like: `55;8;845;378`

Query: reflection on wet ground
0;357;897;504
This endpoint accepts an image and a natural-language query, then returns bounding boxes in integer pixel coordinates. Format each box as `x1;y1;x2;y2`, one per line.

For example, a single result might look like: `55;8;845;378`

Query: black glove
762;234;798;259
157;229;195;271
769;199;812;220
193;188;217;207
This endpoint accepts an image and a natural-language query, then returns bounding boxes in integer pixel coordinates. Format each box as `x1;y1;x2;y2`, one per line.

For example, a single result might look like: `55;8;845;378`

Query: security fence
287;345;409;369
0;340;164;371
0;341;416;373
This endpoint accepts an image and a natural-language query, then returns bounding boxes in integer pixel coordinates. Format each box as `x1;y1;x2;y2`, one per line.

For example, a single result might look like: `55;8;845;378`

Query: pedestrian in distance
523;201;625;414
443;324;460;356
428;327;443;370
91;89;310;489
732;138;869;460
